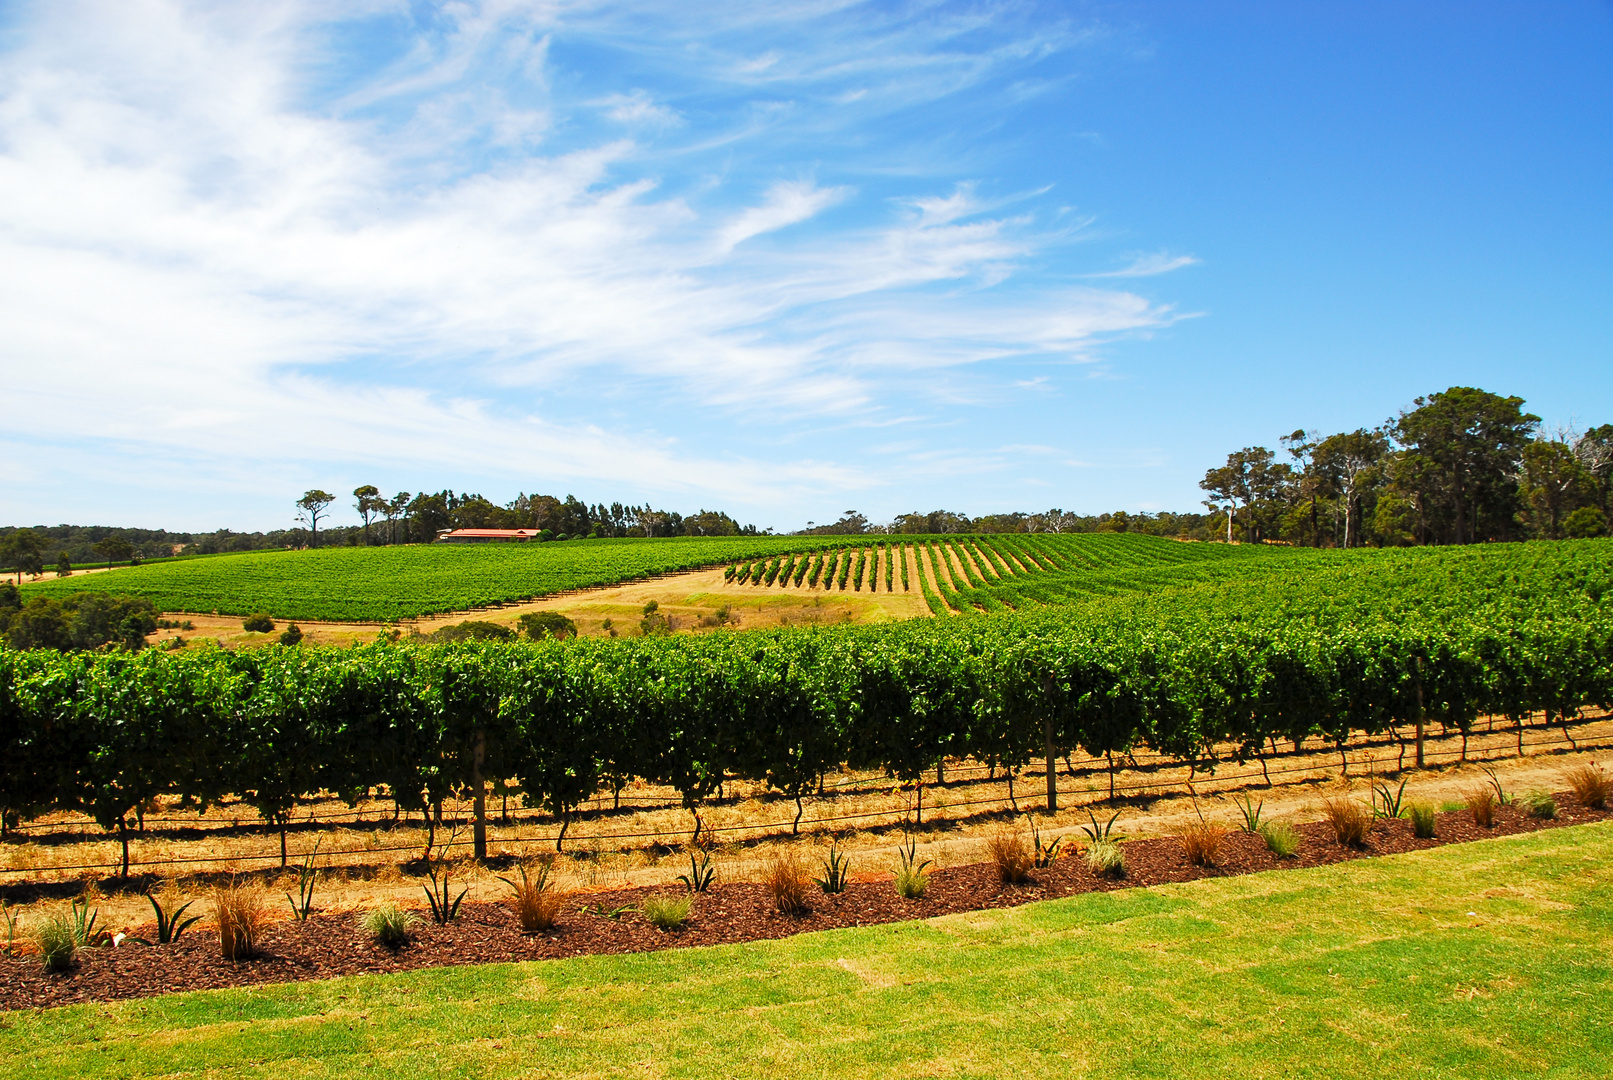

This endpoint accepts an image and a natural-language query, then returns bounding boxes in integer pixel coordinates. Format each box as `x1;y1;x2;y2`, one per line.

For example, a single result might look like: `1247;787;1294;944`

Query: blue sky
2;0;1609;533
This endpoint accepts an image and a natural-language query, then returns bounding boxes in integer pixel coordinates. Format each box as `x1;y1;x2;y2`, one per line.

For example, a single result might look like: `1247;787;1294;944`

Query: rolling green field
16;536;856;621
5;823;1609;1078
17;532;1268;622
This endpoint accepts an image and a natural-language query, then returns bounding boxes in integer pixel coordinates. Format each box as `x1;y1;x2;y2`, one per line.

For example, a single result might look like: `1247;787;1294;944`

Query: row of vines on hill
723;535;1111;602
4;542;1610;871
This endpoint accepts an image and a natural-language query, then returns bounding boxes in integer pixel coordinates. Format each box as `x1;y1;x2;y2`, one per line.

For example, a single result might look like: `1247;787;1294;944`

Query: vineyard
3;539;1609;880
16;536;852;622
718;532;1275;614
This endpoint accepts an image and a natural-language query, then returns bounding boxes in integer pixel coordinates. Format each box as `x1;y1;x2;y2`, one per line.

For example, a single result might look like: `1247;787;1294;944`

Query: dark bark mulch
6;795;1608;1012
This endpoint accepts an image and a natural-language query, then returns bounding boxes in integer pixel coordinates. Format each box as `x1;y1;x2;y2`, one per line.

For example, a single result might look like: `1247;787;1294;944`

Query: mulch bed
6;795;1609;1012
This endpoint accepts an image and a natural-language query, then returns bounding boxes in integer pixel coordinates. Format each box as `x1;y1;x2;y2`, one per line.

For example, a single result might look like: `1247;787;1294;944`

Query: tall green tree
295;490;336;547
353;485;383;544
1519;437;1592;539
92;537;132;568
1392;387;1538;544
1311;428;1391;548
1200;448;1291;543
3;530;46;584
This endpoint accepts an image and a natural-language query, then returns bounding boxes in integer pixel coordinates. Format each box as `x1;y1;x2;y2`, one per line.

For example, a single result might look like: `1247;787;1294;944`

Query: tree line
0;492;769;580
1200;386;1610;547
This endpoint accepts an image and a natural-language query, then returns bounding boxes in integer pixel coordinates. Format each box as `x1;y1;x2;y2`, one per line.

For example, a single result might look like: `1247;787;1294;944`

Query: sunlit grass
5;823;1611;1078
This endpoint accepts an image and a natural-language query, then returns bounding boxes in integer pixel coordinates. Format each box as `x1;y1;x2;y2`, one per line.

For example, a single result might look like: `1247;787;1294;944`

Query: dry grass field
140;562;933;651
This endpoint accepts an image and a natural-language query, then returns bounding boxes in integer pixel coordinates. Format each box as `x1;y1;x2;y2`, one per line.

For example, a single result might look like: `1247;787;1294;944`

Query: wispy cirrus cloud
1086;251;1201;278
0;0;1176;529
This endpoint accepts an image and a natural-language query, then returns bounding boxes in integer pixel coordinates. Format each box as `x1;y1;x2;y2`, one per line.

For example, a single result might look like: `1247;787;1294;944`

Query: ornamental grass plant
764;851;813;915
892;835;933;899
1563;763;1611;809
1180;821;1225;867
213;880;267;961
1407;802;1438;839
33;915;76;974
1085;840;1125;878
361;903;416;950
1320;797;1371;848
1464;786;1497;828
1521;791;1557;820
1258;821;1300;858
499;858;565;933
640;894;692;931
985;826;1034;884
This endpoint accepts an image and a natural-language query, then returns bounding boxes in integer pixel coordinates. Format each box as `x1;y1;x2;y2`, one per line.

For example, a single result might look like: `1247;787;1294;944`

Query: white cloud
714;179;848;252
1087;251;1200;278
0;0;1180;526
600;90;682;126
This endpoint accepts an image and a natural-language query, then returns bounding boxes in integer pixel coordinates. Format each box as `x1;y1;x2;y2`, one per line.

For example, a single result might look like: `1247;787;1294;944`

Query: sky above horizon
3;0;1610;534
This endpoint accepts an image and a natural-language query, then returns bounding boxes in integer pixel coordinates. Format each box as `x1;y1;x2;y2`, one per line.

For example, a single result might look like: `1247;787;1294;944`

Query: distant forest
3;385;1607;579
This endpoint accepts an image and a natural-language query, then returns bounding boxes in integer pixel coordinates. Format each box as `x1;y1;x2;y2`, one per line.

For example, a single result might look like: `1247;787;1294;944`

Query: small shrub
499;859;564;933
285;844;319;920
676;848;716;893
518;611;578;641
1258;821;1300;858
362;903;416;949
892;835;933;899
279;623;303;646
1407;802;1438;839
242;612;275;633
1521;791;1557;820
1079;808;1122;843
214;881;267;961
68;896;110;947
1180;821;1225;867
641;893;692;931
1563;763;1612;809
1464;786;1497;828
1086;840;1125;878
34;915;76;974
1321;797;1370;848
427;620;511;643
986;826;1034;884
139;892;201;944
764;851;813;915
1028;816;1062;868
1371;778;1408;819
1234;795;1264;832
422;834;468;924
814;842;852;894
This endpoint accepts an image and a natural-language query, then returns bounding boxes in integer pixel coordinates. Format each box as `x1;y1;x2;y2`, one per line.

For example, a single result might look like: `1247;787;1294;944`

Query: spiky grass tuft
641;894;692;931
1321;797;1371;848
361;903;417;949
1180;821;1225;867
1463;786;1497;828
1563;763;1611;809
1258;821;1300;858
34;915;76;974
213;880;267;961
500;858;565;933
985;826;1034;884
764;851;813;915
1086;840;1125;878
1407;802;1438;839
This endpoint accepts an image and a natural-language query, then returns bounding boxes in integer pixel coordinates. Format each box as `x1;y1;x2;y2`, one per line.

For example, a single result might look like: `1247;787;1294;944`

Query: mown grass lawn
5;822;1611;1079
